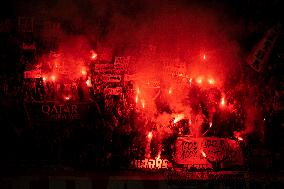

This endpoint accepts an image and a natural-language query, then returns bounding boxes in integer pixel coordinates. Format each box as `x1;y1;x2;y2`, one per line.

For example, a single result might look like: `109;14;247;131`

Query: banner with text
102;74;122;82
94;64;114;73
175;137;243;169
104;87;123;96
24;101;93;122
24;69;42;78
247;24;281;72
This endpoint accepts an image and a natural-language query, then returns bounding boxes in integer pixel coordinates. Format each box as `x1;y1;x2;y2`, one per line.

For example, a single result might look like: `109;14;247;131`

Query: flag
246;24;281;72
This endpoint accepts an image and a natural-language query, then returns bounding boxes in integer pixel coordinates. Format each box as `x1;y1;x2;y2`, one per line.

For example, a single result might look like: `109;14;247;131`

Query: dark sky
1;0;283;56
1;0;283;23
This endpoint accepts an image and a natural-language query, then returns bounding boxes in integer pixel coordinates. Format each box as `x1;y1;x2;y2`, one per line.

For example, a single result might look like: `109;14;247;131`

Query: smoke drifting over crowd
30;1;257;136
14;0;279;160
1;0;284;180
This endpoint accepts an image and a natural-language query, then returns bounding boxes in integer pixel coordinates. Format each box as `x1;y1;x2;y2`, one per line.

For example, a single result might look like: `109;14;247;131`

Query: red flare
141;100;145;109
208;78;215;85
147;132;153;140
220;97;225;107
196;77;203;84
51;75;56;82
201;150;207;158
81;68;87;76
237;137;244;141
86;79;92;87
91;50;97;60
173;114;184;123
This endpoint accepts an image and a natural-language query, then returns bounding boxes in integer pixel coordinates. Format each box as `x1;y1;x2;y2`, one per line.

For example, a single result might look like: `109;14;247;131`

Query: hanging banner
131;158;171;169
22;42;36;50
247;24;281;72
114;56;131;65
24;69;42;78
175;137;243;169
102;74;122;82
94;64;114;73
114;56;132;73
104;87;123;96
18;17;34;32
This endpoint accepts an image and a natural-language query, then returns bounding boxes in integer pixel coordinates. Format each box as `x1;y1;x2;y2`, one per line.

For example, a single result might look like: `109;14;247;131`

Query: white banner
114;56;131;65
131;158;170;169
175;137;243;169
94;64;114;73
102;74;122;82
114;56;133;73
104;87;123;96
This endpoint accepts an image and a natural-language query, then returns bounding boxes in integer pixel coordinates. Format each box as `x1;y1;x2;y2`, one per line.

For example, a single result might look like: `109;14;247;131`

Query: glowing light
237;137;244;141
168;88;172;94
91;50;97;60
147;132;153;140
208;78;215;85
51;75;56;81
196;77;203;84
42;76;46;81
234;132;243;141
135;95;138;103
209;122;212;128
141;100;145;109
81;68;87;76
201;150;207;158
65;96;70;100
203;54;206;60
220;96;225;107
86;79;92;87
137;88;140;94
173;114;185;123
189;78;192;86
